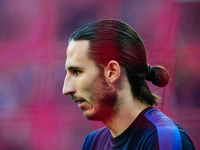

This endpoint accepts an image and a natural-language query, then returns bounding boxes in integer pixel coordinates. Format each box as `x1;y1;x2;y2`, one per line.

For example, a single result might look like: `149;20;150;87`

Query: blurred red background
0;0;200;149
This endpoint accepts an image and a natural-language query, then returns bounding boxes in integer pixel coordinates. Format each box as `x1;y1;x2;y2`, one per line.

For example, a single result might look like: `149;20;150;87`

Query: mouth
74;99;88;110
74;99;86;104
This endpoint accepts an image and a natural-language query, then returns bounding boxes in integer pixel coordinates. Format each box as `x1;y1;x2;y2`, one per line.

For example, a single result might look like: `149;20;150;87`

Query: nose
62;75;76;95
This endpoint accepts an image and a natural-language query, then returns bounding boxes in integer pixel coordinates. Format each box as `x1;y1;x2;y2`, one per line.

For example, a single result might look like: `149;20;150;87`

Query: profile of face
62;40;118;121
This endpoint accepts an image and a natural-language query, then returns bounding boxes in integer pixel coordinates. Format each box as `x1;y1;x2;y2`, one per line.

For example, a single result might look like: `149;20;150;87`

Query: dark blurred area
0;0;199;149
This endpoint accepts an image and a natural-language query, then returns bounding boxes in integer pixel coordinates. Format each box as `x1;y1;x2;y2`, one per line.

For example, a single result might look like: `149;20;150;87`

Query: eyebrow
65;66;83;71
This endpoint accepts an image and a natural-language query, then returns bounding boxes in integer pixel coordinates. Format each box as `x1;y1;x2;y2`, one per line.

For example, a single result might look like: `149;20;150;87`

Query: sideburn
90;70;120;121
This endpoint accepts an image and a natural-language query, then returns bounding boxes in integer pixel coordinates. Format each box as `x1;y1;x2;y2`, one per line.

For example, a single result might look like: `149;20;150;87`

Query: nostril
62;86;76;95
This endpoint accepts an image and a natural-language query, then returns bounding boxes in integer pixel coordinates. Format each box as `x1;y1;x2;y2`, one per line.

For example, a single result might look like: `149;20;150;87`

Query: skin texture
62;40;118;121
63;40;149;137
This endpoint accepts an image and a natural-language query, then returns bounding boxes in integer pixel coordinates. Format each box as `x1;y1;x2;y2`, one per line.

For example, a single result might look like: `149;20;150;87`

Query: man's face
63;40;117;121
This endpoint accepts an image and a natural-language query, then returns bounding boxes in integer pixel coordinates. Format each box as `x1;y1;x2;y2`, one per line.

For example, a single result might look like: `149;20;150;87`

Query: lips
73;99;89;110
79;100;85;103
73;99;86;104
71;96;88;110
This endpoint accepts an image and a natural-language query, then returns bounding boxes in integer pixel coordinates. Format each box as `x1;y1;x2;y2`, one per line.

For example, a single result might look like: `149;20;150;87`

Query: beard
84;72;120;122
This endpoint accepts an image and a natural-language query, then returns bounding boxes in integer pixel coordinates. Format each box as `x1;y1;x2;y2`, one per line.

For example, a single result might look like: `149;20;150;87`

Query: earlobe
105;60;121;83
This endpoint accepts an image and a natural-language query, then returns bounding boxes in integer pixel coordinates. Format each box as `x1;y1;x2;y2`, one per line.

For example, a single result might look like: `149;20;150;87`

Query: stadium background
0;0;199;149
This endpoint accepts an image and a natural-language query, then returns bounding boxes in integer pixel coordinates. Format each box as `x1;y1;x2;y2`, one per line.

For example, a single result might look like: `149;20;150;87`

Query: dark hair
69;19;169;106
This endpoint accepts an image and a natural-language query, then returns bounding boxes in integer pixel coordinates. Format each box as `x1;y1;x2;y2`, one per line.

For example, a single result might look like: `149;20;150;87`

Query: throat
105;114;134;138
103;105;148;138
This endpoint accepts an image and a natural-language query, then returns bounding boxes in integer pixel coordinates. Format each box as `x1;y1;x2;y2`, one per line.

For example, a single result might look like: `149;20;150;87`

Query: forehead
65;40;93;68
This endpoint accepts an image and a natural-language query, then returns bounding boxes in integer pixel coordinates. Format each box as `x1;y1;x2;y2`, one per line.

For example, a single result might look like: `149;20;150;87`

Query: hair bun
148;65;169;87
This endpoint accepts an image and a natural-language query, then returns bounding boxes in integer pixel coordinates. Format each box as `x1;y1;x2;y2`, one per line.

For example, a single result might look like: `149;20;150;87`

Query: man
62;20;195;150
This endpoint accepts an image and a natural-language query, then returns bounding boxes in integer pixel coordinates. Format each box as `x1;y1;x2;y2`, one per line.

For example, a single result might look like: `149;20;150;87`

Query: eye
72;69;81;76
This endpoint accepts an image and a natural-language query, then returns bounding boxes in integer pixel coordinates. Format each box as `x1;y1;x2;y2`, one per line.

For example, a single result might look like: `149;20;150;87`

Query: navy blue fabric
82;107;195;150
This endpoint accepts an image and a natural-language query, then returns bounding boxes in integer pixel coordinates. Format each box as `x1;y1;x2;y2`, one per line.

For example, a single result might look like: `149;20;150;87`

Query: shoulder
173;121;195;150
143;108;195;150
86;127;110;140
82;127;110;150
142;128;195;150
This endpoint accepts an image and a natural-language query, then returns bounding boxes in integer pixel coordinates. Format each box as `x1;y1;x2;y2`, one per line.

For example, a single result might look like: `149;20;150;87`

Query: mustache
70;95;85;101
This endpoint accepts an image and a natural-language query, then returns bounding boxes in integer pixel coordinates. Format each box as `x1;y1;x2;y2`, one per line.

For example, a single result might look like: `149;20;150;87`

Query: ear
104;60;121;83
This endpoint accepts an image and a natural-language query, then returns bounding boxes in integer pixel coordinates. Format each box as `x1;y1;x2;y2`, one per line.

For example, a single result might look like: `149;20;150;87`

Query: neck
102;75;149;138
103;100;148;138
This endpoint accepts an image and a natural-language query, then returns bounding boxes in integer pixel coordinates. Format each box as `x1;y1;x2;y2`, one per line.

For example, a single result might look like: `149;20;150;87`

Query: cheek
76;75;96;96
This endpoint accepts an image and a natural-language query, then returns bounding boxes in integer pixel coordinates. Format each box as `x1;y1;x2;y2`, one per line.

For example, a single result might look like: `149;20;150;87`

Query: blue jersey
82;107;195;150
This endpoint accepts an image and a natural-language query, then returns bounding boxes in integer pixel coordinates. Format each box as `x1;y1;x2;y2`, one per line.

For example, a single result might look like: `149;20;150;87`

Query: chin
83;107;114;121
83;111;101;121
